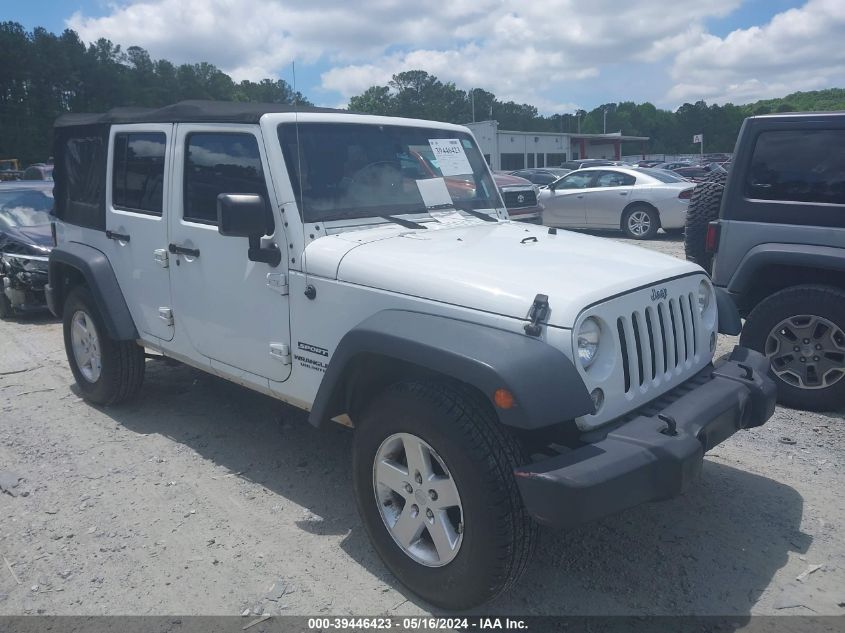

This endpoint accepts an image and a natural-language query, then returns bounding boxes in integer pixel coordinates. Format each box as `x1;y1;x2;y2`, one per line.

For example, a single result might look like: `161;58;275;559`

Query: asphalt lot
1;231;843;616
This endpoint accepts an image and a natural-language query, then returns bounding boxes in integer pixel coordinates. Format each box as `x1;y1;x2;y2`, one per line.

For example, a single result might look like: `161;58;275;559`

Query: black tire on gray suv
352;380;537;610
741;285;845;411
684;170;727;273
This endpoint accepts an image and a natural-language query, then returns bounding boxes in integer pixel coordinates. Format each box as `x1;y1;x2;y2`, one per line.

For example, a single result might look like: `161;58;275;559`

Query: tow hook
658;413;678;436
524;294;549;337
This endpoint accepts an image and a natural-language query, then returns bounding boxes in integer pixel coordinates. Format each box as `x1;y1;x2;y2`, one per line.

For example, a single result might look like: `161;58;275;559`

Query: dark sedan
0;182;54;318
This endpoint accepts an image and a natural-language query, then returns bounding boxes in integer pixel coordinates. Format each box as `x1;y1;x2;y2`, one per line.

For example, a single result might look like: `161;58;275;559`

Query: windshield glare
0;190;54;228
278;123;499;223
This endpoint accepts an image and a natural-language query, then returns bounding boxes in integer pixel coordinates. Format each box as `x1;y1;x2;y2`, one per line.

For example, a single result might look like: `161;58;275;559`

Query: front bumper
2;274;49;312
515;346;776;528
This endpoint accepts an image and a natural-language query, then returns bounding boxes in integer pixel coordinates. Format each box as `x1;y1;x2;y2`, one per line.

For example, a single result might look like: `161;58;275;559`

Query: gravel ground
1;231;843;617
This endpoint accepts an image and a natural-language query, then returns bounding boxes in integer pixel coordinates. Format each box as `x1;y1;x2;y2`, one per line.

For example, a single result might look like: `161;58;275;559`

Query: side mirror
216;193;281;267
217;193;268;237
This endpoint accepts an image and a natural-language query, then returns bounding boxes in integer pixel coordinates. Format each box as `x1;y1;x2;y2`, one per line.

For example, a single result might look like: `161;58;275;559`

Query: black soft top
54;100;348;128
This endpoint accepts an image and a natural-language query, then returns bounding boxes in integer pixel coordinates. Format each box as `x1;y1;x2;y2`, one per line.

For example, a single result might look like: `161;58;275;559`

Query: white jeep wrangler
47;101;776;609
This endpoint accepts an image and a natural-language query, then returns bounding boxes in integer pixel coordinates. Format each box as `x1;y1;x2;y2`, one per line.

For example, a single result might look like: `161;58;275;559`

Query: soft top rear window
278;122;499;223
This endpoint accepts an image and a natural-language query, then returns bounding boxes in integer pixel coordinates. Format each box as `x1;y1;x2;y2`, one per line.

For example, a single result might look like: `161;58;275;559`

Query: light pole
603;107;607;134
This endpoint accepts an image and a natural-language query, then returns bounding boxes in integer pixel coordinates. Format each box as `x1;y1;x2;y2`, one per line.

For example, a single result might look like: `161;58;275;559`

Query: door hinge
266;272;288;295
158;307;174;326
153;249;169;268
269;343;291;365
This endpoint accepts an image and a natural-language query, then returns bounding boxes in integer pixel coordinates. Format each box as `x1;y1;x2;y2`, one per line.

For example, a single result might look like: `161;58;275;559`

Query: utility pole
603;107;607;134
470;89;475;123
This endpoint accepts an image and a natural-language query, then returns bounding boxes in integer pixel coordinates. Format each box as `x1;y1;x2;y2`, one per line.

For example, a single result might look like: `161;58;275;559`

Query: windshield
636;168;686;183
0;189;54;228
278;123;500;223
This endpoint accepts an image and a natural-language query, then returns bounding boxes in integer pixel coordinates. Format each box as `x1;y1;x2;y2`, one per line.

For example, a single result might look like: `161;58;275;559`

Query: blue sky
6;0;840;113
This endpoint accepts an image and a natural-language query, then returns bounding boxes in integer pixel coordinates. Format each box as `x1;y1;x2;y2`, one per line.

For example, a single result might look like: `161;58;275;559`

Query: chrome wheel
70;310;102;383
372;432;463;567
766;314;845;389
627;210;652;236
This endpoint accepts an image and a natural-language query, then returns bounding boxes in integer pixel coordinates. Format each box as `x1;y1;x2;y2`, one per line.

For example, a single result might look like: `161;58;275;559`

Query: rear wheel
63;285;145;405
621;204;659;239
741;286;845;411
352;380;536;609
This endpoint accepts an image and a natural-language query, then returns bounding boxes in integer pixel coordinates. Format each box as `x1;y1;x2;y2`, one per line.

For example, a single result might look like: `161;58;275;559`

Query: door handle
576;195;584;198
106;230;130;242
168;243;200;258
619;192;629;195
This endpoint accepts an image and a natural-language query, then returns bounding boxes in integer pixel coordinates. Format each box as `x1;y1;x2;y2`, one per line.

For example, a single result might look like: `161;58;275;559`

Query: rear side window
183;133;270;226
746;130;845;205
594;171;635;187
555;172;594;189
112;132;166;215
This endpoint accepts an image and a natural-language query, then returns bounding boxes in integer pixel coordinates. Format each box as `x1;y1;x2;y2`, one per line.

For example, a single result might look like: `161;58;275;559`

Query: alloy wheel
766;314;845;389
70;310;102;383
372;432;463;567
627;210;651;236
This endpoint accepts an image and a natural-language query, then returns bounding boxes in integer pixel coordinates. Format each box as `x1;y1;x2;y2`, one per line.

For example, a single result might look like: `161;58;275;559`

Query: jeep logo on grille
651;287;668;301
517;194;525;204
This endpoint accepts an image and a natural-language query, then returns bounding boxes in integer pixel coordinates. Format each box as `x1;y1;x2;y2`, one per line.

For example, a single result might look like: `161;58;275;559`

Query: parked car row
0;160;53;182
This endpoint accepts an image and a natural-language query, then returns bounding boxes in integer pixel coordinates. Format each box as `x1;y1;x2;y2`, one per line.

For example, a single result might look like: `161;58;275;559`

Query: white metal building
466;120;649;171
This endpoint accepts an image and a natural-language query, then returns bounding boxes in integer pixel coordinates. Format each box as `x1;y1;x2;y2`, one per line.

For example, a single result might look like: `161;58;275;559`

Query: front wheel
741;286;845;411
352;381;537;609
622;204;659;239
62;285;145;405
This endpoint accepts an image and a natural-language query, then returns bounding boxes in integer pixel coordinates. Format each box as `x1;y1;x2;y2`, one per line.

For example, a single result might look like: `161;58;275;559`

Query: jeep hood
304;221;702;328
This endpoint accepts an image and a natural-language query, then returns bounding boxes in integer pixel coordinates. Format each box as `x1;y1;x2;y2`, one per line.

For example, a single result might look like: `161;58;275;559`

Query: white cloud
669;0;845;104
67;0;840;114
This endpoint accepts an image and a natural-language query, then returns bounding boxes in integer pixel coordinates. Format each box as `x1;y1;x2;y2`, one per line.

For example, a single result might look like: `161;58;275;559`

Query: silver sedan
538;167;695;239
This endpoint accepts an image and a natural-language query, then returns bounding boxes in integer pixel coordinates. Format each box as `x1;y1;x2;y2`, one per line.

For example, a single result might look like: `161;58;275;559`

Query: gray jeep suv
686;112;845;411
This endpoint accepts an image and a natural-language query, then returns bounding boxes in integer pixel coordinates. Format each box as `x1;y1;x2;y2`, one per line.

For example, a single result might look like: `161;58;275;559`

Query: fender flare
47;242;138;340
308;310;594;430
727;243;845;296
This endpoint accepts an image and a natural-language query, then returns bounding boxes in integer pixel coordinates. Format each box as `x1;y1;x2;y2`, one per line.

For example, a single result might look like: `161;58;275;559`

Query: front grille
615;292;700;393
501;189;537;208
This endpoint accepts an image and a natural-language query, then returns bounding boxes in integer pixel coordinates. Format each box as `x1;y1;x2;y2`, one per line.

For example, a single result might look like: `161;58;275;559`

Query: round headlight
577;317;601;368
697;280;712;314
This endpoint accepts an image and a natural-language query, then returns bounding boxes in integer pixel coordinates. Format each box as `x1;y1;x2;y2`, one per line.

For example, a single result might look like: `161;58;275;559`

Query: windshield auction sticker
428;139;473;176
416;177;453;209
416;178;470;226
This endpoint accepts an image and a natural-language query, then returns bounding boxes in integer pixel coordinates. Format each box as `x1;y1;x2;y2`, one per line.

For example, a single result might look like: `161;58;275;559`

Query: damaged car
0;182;54;318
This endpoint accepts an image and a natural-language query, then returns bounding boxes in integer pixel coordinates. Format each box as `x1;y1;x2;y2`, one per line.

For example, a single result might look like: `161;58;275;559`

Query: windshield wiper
380;215;427;229
458;208;497;222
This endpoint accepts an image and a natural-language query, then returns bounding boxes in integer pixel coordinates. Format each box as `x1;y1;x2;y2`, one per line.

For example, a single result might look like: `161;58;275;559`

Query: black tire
621;203;659;239
352;380;537;609
684;170;727;272
62;285;145;405
741;285;845;411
